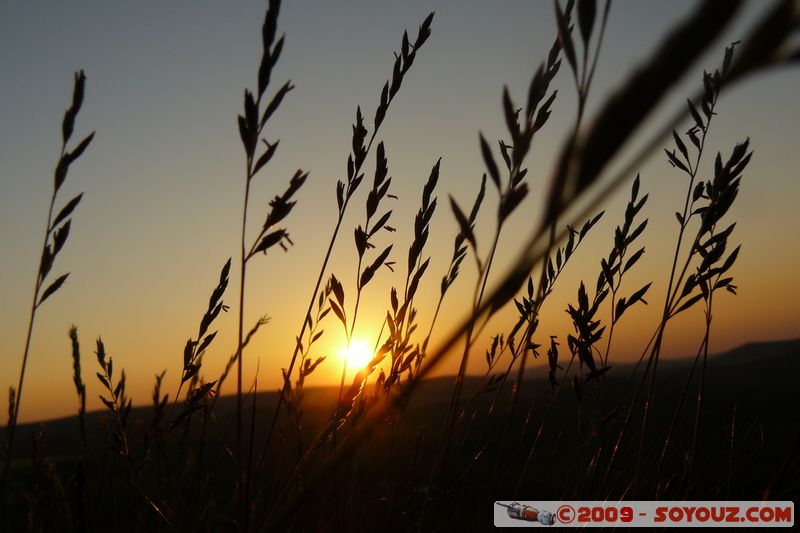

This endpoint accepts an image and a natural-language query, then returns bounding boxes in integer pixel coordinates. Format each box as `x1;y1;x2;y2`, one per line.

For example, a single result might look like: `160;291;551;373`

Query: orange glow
341;339;373;371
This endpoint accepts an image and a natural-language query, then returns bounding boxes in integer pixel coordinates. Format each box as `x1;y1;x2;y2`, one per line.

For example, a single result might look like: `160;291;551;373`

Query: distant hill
3;338;799;498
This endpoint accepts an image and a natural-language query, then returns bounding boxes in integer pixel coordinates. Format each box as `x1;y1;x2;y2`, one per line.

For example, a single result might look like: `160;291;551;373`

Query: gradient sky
1;1;798;423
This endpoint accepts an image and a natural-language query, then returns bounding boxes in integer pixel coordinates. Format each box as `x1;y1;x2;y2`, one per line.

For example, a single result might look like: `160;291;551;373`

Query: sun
342;339;373;370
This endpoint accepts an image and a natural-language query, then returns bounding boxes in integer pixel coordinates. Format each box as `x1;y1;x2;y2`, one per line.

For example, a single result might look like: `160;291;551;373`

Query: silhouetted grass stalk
5;1;799;530
230;1;308;525
488;0;611;492
258;12;434;476
2;71;93;515
604;52;725;483
686;295;713;490
651;326;709;496
434;224;501;478
270;2;799;524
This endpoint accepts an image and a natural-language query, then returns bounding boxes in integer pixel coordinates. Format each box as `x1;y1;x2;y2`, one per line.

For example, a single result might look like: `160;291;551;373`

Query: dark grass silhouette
2;339;799;530
2;0;799;531
1;69;94;514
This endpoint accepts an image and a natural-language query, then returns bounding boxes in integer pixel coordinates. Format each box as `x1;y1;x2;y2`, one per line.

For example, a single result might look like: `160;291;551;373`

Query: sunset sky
1;0;798;423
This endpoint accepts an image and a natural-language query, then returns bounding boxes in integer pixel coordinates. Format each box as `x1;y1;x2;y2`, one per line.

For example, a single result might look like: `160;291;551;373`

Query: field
2;0;799;531
3;340;798;530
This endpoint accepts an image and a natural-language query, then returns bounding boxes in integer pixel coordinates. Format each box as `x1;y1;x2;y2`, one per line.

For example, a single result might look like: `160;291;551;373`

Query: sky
1;0;798;423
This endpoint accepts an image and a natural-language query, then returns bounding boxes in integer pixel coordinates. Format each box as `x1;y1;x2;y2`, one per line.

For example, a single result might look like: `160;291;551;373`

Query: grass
1;70;94;508
2;0;799;531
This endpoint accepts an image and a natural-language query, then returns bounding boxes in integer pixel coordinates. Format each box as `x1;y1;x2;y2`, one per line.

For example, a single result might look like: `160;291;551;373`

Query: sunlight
342;339;373;370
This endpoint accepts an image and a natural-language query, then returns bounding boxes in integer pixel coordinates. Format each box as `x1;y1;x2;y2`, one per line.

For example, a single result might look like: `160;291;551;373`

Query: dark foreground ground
2;338;799;530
